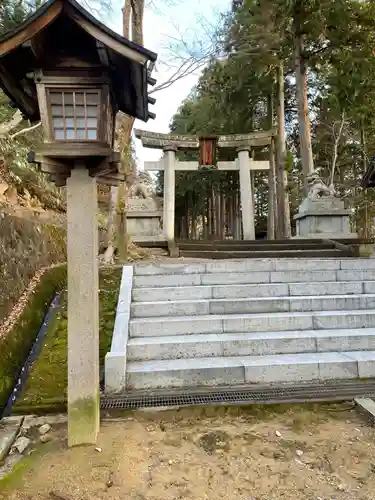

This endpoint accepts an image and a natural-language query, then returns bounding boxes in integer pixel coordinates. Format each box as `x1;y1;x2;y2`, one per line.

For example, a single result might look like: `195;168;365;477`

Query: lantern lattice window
49;90;100;141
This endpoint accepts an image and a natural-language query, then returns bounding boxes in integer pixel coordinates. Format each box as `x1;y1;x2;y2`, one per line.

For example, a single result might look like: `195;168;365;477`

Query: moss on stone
0;264;67;411
0;439;59;491
13;267;122;411
358;244;374;257
0;454;37;490
68;394;100;447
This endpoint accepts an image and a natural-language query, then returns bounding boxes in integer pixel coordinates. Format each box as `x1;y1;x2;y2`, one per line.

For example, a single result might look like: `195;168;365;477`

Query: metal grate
101;380;375;410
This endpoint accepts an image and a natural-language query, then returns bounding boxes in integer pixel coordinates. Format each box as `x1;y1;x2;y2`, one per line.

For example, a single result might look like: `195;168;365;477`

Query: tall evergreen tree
168;0;375;237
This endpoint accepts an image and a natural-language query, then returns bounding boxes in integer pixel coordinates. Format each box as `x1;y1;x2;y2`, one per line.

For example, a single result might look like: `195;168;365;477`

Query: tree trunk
117;205;128;262
267;93;276;240
220;191;225;239
283;170;291;239
275;62;286;239
235;187;242;239
131;0;144;44
122;0;131;38
361;121;368;174
294;31;314;194
103;186;117;263
208;196;212;238
106;0;144;263
361;122;369;237
103;0;134;263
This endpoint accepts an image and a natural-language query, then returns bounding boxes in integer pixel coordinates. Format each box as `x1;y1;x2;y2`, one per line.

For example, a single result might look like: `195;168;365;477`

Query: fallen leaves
0;265;57;340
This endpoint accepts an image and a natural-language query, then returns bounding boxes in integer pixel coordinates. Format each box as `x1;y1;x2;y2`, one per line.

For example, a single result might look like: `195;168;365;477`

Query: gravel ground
1;404;375;500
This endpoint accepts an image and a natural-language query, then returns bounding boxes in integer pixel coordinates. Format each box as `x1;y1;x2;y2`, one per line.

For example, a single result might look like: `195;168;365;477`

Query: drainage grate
101;380;375;410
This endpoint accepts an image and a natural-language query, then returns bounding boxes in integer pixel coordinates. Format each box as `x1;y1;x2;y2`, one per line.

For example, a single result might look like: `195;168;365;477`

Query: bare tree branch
9;121;41;140
148;8;225;96
0;110;23;137
149;55;210;94
78;0;111;18
329;110;346;187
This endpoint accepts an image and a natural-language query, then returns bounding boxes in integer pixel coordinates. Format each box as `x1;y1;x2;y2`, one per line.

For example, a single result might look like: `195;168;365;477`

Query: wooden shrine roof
0;0;157;122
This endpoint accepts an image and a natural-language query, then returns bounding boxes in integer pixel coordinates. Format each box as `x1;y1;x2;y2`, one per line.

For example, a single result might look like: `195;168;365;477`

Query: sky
107;0;231;168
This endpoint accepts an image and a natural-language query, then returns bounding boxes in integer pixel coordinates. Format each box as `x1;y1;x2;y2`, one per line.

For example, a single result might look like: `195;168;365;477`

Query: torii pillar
163;145;177;242
237;147;255;240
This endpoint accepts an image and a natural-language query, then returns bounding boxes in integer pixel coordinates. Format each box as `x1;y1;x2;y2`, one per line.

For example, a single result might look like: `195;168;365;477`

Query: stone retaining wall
0;212;66;322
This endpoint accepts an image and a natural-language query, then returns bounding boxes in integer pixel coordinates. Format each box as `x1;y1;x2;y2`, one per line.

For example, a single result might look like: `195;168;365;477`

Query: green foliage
0;264;67;411
0;91;16;122
13;267;122;410
0;92;65;212
0;0;33;35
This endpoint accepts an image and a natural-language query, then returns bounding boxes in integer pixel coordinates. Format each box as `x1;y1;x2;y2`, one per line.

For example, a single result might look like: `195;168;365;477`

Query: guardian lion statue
306;171;335;200
127;171;154;199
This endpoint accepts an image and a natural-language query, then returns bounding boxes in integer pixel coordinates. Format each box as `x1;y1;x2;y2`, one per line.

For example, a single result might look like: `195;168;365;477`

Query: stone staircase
175;239;356;259
113;258;375;392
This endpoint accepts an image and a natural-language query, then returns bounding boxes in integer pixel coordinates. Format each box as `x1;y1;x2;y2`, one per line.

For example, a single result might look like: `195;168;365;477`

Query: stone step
128;310;375;338
132;281;375;302
134;258;375;277
177;238;329;247
127;329;375;361
177;242;335;251
126;351;375;390
130;294;375;318
179;249;352;259
133;269;375;288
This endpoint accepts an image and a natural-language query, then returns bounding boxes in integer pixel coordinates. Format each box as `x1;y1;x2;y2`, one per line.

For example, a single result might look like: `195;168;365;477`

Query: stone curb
105;266;133;392
0;416;24;461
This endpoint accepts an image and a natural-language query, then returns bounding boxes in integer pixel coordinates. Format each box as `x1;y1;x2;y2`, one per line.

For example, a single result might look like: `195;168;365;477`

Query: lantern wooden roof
0;0;157;122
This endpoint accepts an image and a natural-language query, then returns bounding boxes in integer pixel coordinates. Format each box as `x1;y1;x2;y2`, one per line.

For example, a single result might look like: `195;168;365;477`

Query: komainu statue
127;171;154;199
128;181;151;199
306;171;335;200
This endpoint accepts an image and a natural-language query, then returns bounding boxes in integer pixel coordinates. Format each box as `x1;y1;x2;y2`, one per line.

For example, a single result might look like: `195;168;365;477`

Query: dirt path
1;404;375;500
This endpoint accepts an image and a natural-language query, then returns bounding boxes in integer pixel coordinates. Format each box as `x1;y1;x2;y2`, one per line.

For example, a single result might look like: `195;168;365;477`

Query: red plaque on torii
199;136;217;167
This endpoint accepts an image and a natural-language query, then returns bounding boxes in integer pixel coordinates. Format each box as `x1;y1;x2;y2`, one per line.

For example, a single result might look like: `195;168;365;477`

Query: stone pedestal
294;196;357;239
127;198;164;242
66;166;99;447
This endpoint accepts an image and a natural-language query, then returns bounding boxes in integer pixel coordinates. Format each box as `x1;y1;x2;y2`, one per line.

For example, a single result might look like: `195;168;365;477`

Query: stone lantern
0;0;157;446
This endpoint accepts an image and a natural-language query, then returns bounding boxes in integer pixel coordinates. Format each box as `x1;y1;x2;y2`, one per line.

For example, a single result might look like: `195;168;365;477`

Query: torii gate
134;129;275;240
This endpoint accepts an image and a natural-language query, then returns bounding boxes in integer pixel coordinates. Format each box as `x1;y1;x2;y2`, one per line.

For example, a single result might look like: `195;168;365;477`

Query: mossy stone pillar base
67;166;100;447
68;395;100;446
